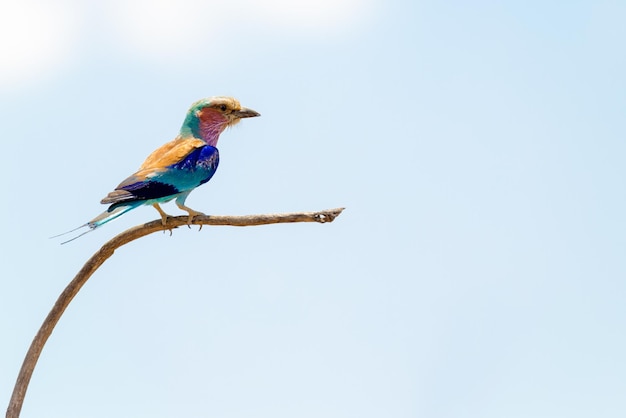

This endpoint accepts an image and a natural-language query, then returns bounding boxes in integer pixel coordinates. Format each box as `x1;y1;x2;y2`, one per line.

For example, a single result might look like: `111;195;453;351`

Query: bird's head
181;96;260;146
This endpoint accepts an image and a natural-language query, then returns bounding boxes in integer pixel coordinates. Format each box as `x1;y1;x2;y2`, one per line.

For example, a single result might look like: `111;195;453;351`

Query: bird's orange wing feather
139;137;206;170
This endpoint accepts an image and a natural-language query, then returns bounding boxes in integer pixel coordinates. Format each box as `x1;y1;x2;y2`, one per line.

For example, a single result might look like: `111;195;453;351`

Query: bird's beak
233;107;261;118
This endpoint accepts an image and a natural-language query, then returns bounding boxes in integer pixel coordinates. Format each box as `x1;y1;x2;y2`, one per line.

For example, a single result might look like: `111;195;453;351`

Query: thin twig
6;207;345;418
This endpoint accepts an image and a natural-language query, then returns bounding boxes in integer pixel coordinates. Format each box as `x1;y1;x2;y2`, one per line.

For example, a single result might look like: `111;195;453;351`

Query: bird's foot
175;202;205;229
185;209;206;227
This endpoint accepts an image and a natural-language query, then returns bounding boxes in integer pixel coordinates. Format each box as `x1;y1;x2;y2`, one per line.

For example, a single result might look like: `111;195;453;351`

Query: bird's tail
51;204;139;244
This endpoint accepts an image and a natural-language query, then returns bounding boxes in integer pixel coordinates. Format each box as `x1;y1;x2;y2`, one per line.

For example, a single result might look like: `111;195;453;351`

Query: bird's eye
220;104;227;111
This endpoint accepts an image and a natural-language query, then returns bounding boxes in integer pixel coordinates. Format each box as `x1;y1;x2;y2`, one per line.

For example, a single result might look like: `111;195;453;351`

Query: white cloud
0;0;374;86
105;0;233;57
106;0;374;59
0;0;80;88
249;0;372;33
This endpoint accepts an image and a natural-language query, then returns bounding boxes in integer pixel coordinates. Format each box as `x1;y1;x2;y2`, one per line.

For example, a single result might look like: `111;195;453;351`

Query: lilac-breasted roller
58;96;260;243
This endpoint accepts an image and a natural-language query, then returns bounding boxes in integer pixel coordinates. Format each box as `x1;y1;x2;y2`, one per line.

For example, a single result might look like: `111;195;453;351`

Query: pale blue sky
1;1;625;417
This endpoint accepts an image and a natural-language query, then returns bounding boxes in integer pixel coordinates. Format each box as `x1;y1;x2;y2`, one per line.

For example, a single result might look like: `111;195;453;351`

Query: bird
55;96;260;243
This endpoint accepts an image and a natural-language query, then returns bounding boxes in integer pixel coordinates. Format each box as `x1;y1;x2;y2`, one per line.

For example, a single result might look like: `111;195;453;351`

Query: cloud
0;0;374;87
104;0;232;57
106;0;374;58
249;0;372;32
0;0;80;88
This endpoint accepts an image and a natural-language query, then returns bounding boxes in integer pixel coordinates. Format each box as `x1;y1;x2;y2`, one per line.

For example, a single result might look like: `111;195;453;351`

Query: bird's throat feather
197;108;230;146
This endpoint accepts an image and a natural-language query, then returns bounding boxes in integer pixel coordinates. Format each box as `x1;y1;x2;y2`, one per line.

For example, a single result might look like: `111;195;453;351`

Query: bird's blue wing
102;145;219;207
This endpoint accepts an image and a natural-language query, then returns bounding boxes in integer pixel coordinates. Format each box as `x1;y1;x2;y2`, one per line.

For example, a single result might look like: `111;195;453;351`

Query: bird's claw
186;210;206;227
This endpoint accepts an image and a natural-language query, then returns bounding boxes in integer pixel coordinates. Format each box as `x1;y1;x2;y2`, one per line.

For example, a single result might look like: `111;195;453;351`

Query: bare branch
6;207;345;418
